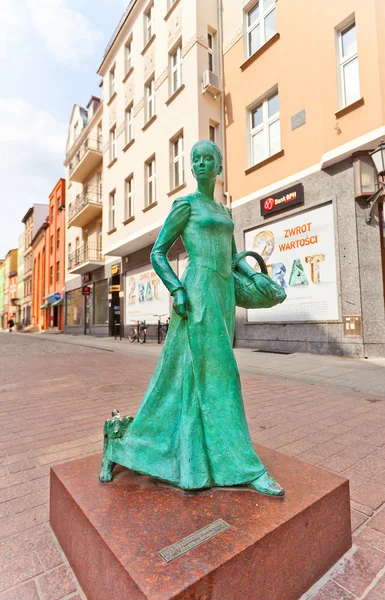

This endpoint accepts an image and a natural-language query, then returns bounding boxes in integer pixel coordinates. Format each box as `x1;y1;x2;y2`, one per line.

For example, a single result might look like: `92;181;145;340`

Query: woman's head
190;140;223;182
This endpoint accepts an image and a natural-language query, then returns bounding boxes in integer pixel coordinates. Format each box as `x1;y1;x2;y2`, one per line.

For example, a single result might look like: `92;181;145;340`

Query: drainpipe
217;0;231;209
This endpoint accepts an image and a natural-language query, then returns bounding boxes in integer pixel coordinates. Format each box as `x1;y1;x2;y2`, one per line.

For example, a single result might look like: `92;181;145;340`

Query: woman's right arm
150;196;191;316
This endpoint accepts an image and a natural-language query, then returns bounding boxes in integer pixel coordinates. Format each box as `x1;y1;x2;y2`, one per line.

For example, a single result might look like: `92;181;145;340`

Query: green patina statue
100;140;286;496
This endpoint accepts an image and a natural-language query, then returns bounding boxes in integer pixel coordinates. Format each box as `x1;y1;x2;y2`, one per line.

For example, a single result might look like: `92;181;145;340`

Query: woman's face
191;143;222;183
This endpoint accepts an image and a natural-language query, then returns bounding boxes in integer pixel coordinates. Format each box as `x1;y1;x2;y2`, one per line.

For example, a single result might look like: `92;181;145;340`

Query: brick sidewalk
1;335;385;599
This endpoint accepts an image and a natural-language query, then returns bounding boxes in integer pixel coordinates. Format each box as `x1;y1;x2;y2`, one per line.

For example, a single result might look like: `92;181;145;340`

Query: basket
232;251;287;309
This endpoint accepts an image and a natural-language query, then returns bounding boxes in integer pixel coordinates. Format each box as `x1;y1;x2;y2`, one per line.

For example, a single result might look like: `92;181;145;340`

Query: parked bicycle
128;320;148;344
154;314;170;344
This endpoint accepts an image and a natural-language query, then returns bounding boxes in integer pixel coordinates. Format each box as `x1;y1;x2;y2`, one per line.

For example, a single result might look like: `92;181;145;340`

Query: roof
21;204;49;224
97;0;137;74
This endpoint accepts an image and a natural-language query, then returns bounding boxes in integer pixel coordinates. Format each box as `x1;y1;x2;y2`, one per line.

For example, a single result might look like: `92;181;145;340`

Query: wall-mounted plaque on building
260;183;304;217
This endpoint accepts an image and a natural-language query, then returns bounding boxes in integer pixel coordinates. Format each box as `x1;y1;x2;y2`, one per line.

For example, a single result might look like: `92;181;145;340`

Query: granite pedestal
50;445;352;600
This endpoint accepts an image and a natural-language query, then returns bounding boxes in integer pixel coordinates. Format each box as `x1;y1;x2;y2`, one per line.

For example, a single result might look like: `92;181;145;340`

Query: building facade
0;261;5;329
222;0;385;357
3;250;18;329
42;179;66;331
31;223;48;330
64;0;224;337
17;233;24;326
99;0;224;336
21;204;49;326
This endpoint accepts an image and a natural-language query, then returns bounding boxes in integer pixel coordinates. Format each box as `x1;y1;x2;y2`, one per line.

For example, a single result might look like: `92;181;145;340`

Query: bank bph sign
260;183;304;216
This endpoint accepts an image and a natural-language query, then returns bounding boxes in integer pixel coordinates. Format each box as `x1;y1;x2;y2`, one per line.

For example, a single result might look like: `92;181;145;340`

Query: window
68;242;72;263
66;288;82;326
109;65;116;98
124;175;134;220
74;122;79;141
109;191;116;230
125;103;134;144
57;197;61;213
146;77;155;121
57;228;60;250
50;235;53;255
51;205;54;223
338;22;360;108
97;221;102;257
172;134;184;189
109;126;116;162
93;280;109;325
146;157;156;206
125;38;132;74
50;266;53;285
246;0;276;58
56;261;60;283
171;44;183;94
249;91;280;166
208;32;215;72
97;123;103;148
209;123;217;143
145;3;154;44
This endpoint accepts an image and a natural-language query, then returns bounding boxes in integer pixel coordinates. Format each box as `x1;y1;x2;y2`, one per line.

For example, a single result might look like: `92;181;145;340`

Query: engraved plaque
158;519;230;563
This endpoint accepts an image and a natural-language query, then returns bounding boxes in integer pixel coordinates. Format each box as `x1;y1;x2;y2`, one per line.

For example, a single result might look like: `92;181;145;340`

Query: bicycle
154;314;170;344
128;320;148;343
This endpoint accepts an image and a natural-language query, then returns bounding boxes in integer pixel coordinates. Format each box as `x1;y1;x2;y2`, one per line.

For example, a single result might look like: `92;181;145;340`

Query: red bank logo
264;197;275;212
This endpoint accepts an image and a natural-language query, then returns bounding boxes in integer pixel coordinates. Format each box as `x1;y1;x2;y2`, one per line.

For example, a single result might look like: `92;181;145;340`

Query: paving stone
0;552;43;593
342;468;372;492
0;505;48;541
354;456;385;477
0;581;39;600
351;510;368;532
333;541;385;596
358;527;385;552
37;541;63;570
38;565;77;600
319;453;360;474
309;580;356;599
369;507;385;535
351;481;385;511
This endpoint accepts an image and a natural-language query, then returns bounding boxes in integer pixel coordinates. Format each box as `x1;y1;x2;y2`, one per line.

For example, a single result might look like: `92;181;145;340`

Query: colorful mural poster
244;203;339;322
125;265;170;325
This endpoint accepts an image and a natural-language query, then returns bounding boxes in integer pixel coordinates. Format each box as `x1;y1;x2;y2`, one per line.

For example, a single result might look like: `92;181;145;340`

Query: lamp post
353;141;385;223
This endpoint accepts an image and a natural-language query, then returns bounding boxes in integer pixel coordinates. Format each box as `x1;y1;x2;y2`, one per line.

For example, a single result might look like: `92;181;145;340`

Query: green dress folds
105;194;266;489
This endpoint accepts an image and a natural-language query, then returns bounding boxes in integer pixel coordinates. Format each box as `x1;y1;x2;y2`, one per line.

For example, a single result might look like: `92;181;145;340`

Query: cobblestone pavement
1;334;385;599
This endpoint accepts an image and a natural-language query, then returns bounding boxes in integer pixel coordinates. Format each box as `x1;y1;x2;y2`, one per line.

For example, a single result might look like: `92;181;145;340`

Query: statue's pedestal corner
50;446;352;600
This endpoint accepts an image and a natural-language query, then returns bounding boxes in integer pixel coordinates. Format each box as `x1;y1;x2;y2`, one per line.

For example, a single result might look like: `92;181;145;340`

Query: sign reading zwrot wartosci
125;265;170;325
244;203;339;322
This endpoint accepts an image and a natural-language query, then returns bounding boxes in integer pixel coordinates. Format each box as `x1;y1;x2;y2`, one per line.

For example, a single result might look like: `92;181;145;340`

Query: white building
64;0;225;336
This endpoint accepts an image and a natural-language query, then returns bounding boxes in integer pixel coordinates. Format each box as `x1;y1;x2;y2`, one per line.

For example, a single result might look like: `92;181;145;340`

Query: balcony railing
69;135;103;181
68;243;103;271
68;185;102;225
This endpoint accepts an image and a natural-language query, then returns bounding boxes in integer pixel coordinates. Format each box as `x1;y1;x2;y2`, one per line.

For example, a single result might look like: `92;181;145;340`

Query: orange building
43;179;66;330
31;179;66;331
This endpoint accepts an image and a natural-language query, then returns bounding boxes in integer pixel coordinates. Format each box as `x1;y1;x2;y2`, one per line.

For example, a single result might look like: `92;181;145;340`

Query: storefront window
94;279;109;325
66;288;82;326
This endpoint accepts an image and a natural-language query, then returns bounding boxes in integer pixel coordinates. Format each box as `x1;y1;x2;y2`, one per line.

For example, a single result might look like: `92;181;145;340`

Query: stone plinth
50;446;352;600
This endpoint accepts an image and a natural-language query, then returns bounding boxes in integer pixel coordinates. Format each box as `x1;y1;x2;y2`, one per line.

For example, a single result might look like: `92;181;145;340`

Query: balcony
68;186;102;228
68;243;104;275
69;135;103;183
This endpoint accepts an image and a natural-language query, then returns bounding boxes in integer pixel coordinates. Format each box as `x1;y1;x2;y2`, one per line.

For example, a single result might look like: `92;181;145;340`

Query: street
1;333;385;599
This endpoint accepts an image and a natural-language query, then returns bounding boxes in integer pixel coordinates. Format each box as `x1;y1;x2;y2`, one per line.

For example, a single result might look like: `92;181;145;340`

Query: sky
0;0;129;258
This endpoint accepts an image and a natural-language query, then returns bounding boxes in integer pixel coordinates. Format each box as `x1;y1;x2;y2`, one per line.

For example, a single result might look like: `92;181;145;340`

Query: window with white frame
171;44;183;94
109;126;116;162
338;21;360;108
109;65;116;98
172;134;184;189
246;0;276;58
124;175;134;220
249;91;280;166
125;104;134;145
109;191;116;230
145;3;154;44
125;38;132;74
208;31;215;72
146;157;156;206
146;77;155;121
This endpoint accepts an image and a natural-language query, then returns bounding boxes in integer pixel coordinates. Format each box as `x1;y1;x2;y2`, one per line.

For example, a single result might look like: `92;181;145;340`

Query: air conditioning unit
202;70;222;98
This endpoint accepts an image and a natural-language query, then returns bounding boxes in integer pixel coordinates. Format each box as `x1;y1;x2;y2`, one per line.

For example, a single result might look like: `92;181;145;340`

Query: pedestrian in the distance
8;318;14;333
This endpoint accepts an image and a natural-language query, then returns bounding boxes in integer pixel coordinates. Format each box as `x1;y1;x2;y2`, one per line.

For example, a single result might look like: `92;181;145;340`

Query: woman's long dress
105;194;266;489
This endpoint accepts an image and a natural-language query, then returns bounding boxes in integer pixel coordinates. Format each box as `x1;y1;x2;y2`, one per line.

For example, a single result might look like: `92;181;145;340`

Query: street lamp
353;141;385;223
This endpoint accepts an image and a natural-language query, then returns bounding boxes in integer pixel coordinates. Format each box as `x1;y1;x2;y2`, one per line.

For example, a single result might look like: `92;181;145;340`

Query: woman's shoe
248;472;284;496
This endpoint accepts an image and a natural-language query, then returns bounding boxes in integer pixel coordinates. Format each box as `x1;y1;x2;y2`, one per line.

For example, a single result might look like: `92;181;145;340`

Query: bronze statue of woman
100;140;284;496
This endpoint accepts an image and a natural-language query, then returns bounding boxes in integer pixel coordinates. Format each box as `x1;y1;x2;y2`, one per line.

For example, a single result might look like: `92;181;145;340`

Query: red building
32;179;66;331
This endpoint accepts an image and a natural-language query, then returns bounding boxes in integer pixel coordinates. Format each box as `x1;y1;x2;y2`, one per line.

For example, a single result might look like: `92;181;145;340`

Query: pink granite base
50;445;352;600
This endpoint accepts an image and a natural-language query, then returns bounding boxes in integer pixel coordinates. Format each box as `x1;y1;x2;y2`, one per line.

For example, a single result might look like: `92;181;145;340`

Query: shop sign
109;284;120;292
260;183;304;217
245;203;339;322
82;285;91;296
125;265;170;325
111;264;120;275
54;292;61;301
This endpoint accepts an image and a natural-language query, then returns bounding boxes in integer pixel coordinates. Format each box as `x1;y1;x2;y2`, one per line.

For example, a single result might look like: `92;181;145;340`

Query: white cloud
26;0;103;64
0;98;67;256
0;0;29;60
